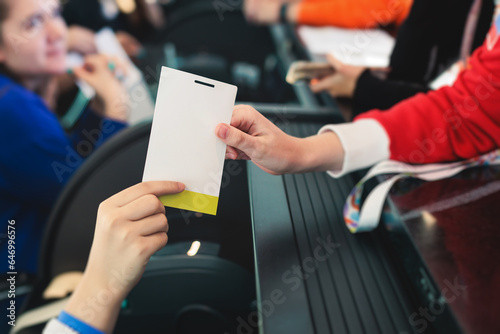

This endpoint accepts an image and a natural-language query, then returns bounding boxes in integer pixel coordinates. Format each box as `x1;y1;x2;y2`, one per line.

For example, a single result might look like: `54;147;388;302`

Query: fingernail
66;68;73;75
177;182;185;191
227;152;236;160
217;124;229;139
108;62;115;71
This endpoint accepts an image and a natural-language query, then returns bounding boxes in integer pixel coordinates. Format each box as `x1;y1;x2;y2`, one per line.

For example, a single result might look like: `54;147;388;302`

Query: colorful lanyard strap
344;149;500;233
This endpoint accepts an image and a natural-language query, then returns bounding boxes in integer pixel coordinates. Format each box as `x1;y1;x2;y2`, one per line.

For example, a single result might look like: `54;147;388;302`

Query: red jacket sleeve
355;20;500;164
297;0;412;28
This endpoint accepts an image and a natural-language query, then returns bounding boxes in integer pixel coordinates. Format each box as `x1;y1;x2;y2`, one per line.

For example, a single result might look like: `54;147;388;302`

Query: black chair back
21;120;255;333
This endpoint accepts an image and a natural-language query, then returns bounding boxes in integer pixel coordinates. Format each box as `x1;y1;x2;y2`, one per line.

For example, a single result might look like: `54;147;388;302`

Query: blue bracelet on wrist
58;311;105;334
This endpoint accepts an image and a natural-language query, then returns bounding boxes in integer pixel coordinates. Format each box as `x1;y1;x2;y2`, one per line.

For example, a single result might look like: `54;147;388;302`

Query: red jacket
356;15;500;164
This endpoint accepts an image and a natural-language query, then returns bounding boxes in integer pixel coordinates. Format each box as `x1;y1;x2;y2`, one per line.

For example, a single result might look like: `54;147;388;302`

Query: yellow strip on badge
160;190;219;215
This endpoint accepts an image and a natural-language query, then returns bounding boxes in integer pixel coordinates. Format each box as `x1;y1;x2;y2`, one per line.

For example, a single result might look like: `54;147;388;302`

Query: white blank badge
143;67;237;215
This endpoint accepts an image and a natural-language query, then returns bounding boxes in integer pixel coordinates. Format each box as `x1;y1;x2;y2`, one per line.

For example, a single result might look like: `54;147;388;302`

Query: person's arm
293;0;412;28
44;312;104;334
0;83;125;213
385;0;445;82
385;0;486;83
67;105;127;159
352;69;429;116
243;0;411;27
215;104;389;177
0;90;88;207
215;14;500;177
356;26;500;164
215;105;346;174
43;181;185;334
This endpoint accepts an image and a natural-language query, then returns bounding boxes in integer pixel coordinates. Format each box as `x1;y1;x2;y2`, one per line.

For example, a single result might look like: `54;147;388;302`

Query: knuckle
159;214;169;228
143;193;157;202
137;182;151;194
98;205;115;225
156;199;166;213
157;233;168;249
235;104;255;114
97;200;108;214
140;194;155;210
232;132;244;146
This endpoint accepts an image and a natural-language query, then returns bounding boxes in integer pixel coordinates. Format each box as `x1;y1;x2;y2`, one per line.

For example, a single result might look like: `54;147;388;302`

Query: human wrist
99;81;124;106
57;311;105;334
71;270;125;310
282;136;308;173
295;132;344;173
64;272;123;333
101;89;128;121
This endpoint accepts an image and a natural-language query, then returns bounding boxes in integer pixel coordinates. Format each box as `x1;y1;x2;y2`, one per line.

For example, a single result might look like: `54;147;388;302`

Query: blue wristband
58;311;105;334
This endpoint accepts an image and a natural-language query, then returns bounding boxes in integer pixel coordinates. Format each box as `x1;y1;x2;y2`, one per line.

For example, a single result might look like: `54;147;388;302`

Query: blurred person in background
309;0;494;118
0;0;129;278
63;0;166;58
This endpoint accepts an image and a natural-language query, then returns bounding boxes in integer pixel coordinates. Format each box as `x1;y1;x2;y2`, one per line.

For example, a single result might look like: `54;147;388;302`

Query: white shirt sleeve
318;119;390;178
43;318;79;334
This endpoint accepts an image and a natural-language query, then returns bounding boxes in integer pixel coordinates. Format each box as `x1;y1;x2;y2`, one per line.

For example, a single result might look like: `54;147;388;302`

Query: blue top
0;75;126;274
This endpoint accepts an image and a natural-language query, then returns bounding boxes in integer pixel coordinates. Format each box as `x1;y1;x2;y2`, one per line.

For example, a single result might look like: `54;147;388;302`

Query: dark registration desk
245;23;500;334
248;119;418;334
247;113;500;334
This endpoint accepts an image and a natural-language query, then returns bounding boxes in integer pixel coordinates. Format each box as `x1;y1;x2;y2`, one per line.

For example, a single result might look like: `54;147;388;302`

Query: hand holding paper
216;105;344;175
143;67;237;215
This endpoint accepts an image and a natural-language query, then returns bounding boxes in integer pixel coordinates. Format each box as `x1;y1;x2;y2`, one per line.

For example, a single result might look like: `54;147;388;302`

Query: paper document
143;67;237;215
297;26;395;67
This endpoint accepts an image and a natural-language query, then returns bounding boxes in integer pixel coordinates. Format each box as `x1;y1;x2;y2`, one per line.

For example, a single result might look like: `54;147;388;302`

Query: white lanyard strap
344;150;500;233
